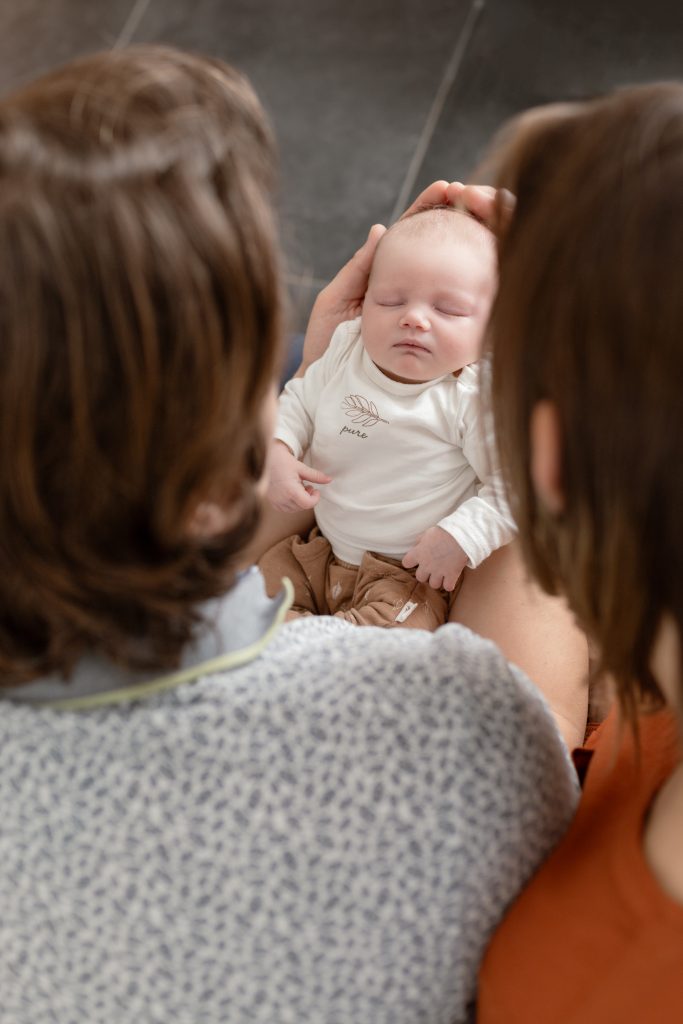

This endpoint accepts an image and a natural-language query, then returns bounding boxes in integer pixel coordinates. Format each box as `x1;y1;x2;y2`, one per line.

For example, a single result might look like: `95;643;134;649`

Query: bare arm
450;541;589;750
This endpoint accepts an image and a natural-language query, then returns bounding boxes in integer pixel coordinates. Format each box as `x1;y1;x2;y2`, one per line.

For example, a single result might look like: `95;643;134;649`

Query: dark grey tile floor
1;0;682;330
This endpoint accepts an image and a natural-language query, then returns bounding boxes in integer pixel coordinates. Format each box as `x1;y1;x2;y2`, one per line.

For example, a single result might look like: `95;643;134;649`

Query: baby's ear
529;401;565;514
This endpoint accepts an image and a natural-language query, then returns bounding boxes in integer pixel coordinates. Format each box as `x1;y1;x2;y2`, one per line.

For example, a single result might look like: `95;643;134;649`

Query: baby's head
362;207;496;383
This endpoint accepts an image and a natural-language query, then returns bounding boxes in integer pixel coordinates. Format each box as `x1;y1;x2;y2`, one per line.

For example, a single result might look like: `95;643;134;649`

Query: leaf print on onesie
342;394;389;428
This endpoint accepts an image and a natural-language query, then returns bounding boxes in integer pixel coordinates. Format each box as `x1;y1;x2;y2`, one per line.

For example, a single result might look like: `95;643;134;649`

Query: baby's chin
373;359;436;385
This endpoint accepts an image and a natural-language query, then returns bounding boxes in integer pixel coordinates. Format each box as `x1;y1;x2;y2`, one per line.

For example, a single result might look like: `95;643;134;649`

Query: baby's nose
400;305;430;330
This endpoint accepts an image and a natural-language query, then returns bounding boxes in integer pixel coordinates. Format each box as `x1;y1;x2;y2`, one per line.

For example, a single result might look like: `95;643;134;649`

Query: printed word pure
340;425;368;440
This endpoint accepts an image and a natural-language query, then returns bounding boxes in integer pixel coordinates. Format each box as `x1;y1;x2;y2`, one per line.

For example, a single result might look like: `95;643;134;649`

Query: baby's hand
402;527;468;592
266;440;332;513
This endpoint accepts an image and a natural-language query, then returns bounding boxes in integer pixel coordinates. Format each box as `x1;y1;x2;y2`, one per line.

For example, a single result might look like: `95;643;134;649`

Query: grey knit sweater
0;570;578;1024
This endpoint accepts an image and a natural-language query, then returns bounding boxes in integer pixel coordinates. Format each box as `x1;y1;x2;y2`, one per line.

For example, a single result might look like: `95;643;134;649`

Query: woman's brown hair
487;83;683;717
0;46;284;683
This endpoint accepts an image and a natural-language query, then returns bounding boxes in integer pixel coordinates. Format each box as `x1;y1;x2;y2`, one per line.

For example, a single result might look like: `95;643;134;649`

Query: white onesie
276;317;515;566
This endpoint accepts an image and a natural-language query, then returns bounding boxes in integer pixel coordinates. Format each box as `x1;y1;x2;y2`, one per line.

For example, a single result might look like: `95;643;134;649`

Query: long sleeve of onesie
436;364;516;568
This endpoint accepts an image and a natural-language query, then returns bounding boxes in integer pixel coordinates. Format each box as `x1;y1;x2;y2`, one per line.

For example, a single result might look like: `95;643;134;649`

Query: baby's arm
266;353;329;512
404;370;515;591
268;320;362;513
267;441;331;513
438;372;516;570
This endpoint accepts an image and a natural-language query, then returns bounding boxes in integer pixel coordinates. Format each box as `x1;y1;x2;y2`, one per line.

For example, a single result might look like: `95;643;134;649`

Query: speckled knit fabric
0;613;578;1024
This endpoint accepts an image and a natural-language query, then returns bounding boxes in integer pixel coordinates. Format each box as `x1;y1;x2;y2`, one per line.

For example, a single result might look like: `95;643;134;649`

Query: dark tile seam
283;0;485;298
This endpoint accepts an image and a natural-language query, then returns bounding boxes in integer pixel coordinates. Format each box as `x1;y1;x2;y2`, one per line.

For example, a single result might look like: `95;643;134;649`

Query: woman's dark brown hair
0;46;284;683
487;83;683;718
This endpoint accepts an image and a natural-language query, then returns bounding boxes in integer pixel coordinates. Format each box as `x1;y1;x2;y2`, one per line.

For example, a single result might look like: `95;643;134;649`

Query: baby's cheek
360;314;387;359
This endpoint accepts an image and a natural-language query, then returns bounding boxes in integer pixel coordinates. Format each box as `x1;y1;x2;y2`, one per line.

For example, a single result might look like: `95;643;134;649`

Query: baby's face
361;225;495;384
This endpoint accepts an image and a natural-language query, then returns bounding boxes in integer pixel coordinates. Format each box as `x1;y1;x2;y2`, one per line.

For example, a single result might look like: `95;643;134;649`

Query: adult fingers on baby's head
355;223;386;267
451;184;499;230
444;181;464;206
331;224;387;305
401;180;450;219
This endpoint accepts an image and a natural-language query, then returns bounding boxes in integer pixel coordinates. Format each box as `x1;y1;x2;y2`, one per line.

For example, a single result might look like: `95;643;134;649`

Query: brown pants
259;527;462;630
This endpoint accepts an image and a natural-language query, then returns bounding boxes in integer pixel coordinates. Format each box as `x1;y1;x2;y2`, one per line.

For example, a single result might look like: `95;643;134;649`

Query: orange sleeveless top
478;706;683;1023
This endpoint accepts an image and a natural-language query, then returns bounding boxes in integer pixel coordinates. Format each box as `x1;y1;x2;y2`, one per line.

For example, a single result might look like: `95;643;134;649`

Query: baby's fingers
302;484;323;507
413;564;431;585
270;479;318;512
428;572;446;591
402;548;419;570
298;462;332;486
402;535;425;570
287;484;319;510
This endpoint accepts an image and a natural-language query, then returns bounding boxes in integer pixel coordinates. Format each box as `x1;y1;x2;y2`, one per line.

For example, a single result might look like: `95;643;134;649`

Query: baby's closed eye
435;304;470;317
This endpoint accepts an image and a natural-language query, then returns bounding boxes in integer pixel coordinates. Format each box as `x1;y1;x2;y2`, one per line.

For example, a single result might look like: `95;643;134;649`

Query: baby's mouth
394;338;430;353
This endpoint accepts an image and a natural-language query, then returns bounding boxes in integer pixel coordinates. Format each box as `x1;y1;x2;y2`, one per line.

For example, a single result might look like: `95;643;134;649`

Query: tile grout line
389;0;486;225
113;0;152;49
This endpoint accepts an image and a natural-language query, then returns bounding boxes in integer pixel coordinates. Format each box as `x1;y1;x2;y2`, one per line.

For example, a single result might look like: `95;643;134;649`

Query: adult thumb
333;223;387;299
353;223;386;276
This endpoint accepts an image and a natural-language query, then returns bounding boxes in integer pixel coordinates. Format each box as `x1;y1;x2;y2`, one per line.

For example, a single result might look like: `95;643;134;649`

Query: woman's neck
643;613;683;904
650;613;683;730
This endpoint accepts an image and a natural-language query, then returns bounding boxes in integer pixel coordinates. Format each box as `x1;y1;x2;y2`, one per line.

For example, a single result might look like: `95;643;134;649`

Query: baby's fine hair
388;204;496;255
